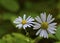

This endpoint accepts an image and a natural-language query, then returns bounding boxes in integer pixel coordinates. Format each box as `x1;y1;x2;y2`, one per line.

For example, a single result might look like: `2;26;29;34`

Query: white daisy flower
13;14;34;29
33;12;57;38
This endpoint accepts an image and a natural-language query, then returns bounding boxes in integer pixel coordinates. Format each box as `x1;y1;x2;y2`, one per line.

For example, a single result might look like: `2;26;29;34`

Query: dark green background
0;0;60;43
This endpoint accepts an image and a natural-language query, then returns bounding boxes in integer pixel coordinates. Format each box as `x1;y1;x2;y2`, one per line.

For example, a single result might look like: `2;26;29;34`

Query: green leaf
1;12;17;21
2;34;13;40
0;39;6;43
2;33;33;43
54;42;60;43
12;33;33;43
15;39;28;43
12;33;27;39
55;25;60;40
12;33;29;41
48;34;56;39
0;0;19;12
2;34;14;43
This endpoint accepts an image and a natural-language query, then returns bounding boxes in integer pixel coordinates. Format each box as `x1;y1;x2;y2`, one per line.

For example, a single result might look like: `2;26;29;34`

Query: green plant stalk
25;29;31;43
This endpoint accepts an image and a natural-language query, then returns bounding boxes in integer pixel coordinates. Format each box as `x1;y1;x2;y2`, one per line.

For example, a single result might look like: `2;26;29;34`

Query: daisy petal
27;24;31;27
26;16;31;21
49;23;57;26
13;16;22;24
41;13;46;22
28;24;33;26
36;29;41;35
40;30;48;38
32;22;40;25
27;18;34;22
35;16;42;23
27;22;34;24
23;24;28;29
40;29;44;37
48;27;56;31
43;30;48;38
43;12;46;21
33;24;41;30
47;28;55;34
23;24;31;29
18;16;22;21
33;26;40;30
13;21;20;24
47;14;52;23
16;24;22;29
51;26;57;28
48;18;55;23
23;14;26;20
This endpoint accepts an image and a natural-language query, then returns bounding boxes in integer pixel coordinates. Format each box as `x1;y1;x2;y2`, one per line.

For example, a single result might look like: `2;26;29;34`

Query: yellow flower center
41;22;48;29
22;20;27;25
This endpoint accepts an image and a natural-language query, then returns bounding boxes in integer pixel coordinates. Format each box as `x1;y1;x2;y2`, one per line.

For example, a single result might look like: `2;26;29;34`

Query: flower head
33;12;57;38
13;14;34;29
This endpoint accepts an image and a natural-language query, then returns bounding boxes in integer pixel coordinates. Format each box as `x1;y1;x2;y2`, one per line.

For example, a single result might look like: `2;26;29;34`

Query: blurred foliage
0;0;19;12
0;33;32;43
0;0;60;43
55;25;60;41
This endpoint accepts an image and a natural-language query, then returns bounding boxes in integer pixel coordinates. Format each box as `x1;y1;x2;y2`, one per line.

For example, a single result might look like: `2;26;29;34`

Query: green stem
25;29;31;43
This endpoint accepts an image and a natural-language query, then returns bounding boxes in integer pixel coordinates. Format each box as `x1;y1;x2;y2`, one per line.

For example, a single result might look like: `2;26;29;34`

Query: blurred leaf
19;11;39;18
0;0;19;12
12;33;27;39
57;1;60;10
2;34;14;43
12;33;30;43
56;14;60;19
54;42;60;43
24;1;32;9
55;25;60;40
2;33;34;43
2;33;30;43
1;12;17;21
15;39;28;43
48;34;56;39
2;34;13;40
0;18;16;36
0;39;6;43
0;27;7;36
